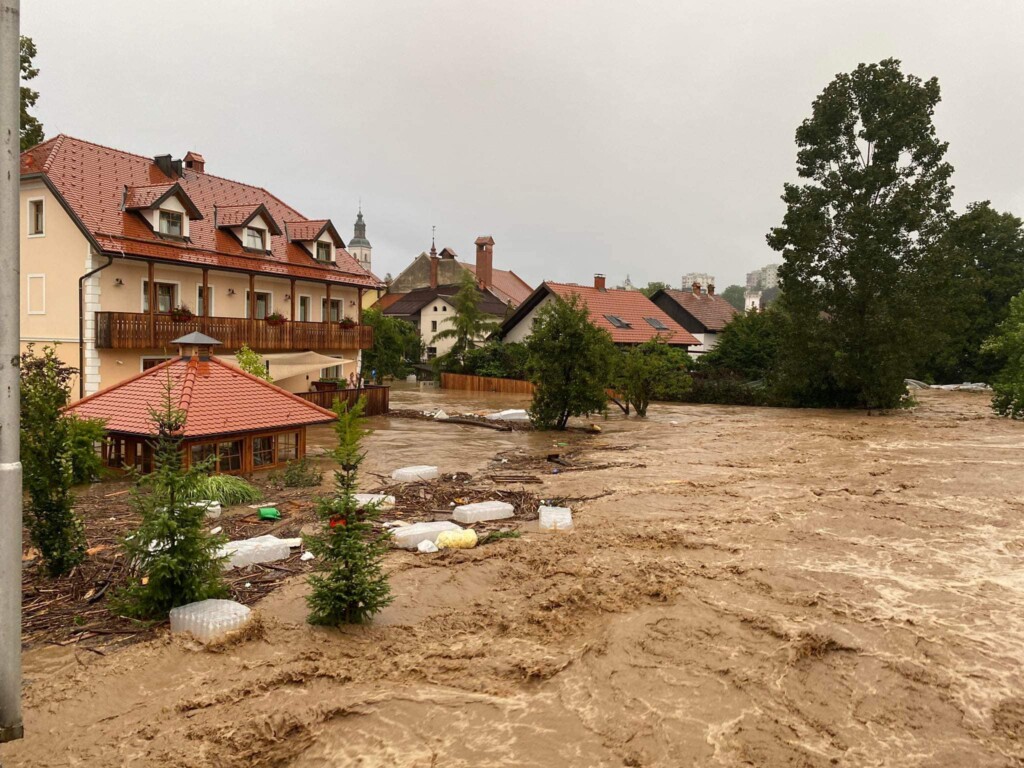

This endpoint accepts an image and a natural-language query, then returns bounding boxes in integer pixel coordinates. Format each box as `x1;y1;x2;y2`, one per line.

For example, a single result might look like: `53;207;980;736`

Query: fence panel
440;372;535;395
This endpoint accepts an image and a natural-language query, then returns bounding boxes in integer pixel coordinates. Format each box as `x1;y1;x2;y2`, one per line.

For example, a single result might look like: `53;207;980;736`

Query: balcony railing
95;312;373;352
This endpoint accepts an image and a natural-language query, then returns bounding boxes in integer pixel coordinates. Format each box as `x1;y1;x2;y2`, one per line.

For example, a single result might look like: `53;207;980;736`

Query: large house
380;236;532;359
498;275;699;349
650;282;739;354
19;136;384;400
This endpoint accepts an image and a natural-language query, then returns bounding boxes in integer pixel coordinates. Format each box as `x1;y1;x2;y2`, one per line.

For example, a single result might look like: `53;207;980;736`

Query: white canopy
233;351;353;382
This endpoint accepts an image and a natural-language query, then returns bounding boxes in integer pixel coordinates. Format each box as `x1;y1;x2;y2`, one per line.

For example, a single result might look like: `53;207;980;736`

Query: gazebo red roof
67;355;336;439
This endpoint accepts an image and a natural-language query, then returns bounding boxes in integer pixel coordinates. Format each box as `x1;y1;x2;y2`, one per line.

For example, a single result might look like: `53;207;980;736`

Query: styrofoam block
391;521;463;550
219;535;291;569
195;500;222;519
281;538;303;548
486;409;530;422
453;500;515;524
355;493;396;511
538;505;573;531
434;409;449;420
417;540;439;553
170;599;252;644
391;465;440;482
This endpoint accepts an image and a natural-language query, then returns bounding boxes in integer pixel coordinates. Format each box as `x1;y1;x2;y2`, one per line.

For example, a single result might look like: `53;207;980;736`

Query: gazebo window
218;440;243;472
277;432;298;463
253;436;275;467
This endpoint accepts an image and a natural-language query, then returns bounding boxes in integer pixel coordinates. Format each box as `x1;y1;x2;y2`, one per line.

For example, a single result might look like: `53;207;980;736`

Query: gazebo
67;333;336;474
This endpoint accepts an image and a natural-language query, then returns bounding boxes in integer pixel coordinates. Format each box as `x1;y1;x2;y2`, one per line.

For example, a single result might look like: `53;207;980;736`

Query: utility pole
0;0;24;745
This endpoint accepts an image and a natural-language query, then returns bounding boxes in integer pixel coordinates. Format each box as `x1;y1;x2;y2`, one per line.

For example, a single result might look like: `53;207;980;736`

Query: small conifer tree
118;376;227;619
305;397;392;625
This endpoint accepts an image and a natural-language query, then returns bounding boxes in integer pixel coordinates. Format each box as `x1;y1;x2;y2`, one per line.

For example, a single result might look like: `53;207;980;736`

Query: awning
232;351;353;382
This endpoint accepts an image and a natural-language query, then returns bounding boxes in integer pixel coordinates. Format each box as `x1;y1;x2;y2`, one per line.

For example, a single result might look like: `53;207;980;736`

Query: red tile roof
502;282;699;346
656;288;739;332
459;262;533;306
66;355;336;438
124;183;176;210
21;135;382;289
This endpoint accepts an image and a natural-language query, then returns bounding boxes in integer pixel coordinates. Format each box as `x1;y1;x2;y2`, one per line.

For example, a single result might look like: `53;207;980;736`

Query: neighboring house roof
382;284;509;318
372;292;405;312
653;288;739;332
499;282;700;346
458;261;533;305
20;135;382;288
66;354;336;439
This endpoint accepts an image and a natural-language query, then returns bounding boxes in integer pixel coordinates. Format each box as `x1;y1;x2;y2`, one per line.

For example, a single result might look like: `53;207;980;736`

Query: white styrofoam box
281;538;303;548
538;505;573;531
391;521;463;550
355;493;396;511
486;409;530;422
453;500;515;524
219;535;291;569
417;540;439;553
170;599;252;644
391;465;440;482
434;409;449;420
300;551;315;561
196;500;222;519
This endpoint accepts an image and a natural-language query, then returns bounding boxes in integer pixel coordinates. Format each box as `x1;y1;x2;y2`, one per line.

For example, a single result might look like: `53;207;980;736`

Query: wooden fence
296;385;390;415
440;372;535;395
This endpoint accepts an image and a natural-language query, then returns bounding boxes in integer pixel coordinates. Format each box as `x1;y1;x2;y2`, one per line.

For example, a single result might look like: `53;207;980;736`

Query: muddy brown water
4;389;1024;767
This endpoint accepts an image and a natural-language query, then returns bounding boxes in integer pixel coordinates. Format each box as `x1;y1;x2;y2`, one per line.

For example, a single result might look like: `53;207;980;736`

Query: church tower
349;207;372;272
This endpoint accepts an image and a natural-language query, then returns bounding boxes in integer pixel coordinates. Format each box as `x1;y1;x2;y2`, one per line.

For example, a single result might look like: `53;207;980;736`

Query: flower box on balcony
170;306;194;323
338;318;357;329
266;312;287;327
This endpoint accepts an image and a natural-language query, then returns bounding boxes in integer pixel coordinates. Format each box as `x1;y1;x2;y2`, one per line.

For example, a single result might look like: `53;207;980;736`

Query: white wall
141;194;190;238
502;294;554;344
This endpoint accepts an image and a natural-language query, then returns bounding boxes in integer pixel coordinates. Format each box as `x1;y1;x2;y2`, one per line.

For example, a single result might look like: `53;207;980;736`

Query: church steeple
348;205;372;271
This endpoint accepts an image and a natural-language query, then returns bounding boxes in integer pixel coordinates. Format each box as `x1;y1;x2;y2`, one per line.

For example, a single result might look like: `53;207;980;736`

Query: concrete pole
0;0;24;745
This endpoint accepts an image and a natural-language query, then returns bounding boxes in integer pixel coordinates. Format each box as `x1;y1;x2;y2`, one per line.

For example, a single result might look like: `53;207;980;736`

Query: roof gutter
78;250;115;398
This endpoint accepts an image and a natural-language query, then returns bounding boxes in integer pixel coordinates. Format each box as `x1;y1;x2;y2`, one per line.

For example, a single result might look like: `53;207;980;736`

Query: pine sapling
305;397;392;625
118;376;227;619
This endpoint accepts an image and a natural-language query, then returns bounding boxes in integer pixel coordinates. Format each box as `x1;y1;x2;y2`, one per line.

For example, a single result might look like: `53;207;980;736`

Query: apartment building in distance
19;136;384;399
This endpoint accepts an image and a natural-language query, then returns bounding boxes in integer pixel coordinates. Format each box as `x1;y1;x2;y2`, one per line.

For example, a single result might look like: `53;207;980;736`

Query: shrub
67;415;107;484
193;474;263;506
615;339;692;415
282;457;323;488
442;341;530;380
305;397;392;625
983;290;1024;418
235;343;272;382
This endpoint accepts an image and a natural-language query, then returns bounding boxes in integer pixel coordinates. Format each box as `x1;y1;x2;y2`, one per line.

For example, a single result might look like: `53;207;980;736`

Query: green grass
194;475;262;506
478;530;522;546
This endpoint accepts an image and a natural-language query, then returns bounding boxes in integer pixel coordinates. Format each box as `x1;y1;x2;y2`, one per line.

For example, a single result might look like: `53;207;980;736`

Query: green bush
193;474;262;506
983;290;1024;418
67;415;107;484
615;339;692;416
440;341;530;380
282;457;323;488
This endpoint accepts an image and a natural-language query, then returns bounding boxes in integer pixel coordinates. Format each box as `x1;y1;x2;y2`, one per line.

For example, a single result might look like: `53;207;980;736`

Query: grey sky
23;1;1024;290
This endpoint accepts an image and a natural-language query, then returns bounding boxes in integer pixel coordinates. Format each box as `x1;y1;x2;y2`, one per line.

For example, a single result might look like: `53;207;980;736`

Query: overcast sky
22;1;1024;290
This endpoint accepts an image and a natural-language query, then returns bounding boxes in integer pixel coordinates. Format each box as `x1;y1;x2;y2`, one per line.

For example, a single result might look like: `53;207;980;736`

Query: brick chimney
474;236;495;290
707;283;715;296
594;273;606;291
429;252;439;289
692;281;701;296
184;151;205;173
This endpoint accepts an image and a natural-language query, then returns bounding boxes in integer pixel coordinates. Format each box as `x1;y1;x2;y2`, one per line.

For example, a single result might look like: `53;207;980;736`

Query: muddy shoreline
3;389;1023;767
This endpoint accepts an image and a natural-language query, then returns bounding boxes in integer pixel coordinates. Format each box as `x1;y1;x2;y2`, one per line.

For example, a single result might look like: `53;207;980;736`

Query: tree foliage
615;339;692;416
235;343;272;382
118;377;227;619
983;290;1024;419
699;307;780;381
767;58;955;409
721;285;746;311
20;345;91;575
437;340;530;379
526;295;614;429
305;398;392;625
362;308;422;380
639;281;671;298
20;36;44;150
432;271;501;369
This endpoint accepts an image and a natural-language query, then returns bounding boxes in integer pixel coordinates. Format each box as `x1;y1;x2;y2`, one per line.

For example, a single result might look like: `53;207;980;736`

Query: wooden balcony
96;312;373;352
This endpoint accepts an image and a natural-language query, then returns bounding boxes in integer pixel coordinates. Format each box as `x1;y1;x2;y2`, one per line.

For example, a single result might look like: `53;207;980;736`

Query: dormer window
316;241;332;262
245;227;266;251
159;210;183;237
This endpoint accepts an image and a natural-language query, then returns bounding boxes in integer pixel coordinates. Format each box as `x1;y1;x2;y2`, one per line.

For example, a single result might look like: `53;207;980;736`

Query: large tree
767;58;955;409
362;308;422;379
20;36;44;151
721;284;746;311
432;270;501;370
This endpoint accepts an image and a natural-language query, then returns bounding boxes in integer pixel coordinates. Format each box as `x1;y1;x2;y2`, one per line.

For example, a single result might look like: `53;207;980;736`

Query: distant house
378;236;530;359
66;334;336;474
498;275;699;349
650;282;739;354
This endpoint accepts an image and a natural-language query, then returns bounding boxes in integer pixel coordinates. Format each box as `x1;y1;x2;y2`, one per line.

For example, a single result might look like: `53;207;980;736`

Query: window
105;436;124;468
159;210;183;237
245;227;266;250
433;306;438;312
442;305;447;312
604;314;631;329
141;356;172;371
190;443;216;470
277;432;298;463
246;291;272;319
217;440;242;472
28;199;44;236
197;285;213;316
321;298;342;322
644;317;668;330
427;346;437;360
316;241;332;262
253;436;275;467
299;296;312;322
143;281;178;313
431;320;437;332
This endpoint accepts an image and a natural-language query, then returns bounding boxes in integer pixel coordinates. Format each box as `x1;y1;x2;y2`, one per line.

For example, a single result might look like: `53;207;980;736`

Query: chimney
184;151;205;174
594;273;606;291
692;281;701;296
429;252;439;289
474;236;495;290
154;154;175;178
707;283;715;296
